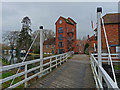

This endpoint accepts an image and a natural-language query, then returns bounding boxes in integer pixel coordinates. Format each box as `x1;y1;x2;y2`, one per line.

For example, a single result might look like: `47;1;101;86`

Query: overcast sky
2;2;118;41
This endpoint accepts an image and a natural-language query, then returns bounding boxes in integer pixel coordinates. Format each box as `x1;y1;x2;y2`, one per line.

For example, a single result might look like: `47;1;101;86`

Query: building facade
43;38;56;54
55;16;77;54
87;13;120;54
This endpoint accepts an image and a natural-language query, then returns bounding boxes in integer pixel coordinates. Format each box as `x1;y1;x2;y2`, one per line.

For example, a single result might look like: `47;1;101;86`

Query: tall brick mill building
55;16;77;54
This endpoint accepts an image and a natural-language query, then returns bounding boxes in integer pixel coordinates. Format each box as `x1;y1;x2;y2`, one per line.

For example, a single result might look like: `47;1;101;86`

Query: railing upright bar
25;64;27;87
50;58;52;71
56;56;58;68
60;56;61;65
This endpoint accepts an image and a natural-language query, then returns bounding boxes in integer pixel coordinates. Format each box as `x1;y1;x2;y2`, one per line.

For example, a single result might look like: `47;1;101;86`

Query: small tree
84;43;89;54
17;16;32;54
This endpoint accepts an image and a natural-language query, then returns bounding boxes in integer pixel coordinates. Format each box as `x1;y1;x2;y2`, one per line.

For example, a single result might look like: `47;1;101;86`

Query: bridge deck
28;54;95;88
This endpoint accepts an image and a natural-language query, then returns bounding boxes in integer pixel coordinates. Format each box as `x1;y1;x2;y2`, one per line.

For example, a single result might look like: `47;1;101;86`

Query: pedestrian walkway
29;54;95;88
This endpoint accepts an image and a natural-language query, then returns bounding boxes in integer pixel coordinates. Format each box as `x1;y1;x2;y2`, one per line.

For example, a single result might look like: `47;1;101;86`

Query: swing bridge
0;7;120;89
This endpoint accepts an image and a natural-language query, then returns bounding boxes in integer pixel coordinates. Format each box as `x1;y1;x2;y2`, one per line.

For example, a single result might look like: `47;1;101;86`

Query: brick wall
101;24;119;50
56;16;77;53
43;45;56;54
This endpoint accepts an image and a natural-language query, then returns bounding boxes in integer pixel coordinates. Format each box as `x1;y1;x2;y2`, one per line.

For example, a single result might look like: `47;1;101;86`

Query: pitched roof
60;16;74;25
94;13;120;31
68;17;77;24
103;13;120;24
43;38;56;45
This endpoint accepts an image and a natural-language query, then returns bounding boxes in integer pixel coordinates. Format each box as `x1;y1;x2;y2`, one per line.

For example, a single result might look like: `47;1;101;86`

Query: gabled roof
94;13;120;31
103;13;120;24
55;16;76;25
60;16;74;25
68;17;77;24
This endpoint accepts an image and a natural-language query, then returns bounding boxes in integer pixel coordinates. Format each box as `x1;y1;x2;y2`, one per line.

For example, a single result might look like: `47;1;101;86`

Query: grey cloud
2;2;118;40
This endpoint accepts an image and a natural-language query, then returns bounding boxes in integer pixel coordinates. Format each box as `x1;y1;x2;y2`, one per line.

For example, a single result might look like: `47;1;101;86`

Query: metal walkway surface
28;54;95;88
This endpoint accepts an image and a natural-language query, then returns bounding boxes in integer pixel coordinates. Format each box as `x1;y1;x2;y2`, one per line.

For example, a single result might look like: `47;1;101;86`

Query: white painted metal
56;57;58;68
40;28;43;76
102;17;117;85
50;58;52;71
94;43;96;52
25;64;27;87
10;30;39;86
0;51;73;89
90;54;119;89
97;8;102;85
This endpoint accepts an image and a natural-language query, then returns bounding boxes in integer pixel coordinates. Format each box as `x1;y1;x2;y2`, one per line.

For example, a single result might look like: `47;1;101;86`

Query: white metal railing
92;53;120;62
0;51;74;89
90;53;119;89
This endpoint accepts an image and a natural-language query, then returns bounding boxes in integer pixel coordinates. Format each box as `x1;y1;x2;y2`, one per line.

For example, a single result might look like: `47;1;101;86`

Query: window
51;45;54;48
72;29;74;32
58;49;63;54
59;34;63;40
59;20;62;24
67;27;69;32
46;45;49;48
59;42;63;47
58;27;63;33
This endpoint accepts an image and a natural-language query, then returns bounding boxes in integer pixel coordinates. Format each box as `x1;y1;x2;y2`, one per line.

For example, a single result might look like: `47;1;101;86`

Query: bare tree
2;31;20;64
2;31;20;47
31;29;55;54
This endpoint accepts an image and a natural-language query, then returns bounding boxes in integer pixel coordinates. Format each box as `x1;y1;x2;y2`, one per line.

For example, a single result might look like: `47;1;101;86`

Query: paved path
29;54;95;88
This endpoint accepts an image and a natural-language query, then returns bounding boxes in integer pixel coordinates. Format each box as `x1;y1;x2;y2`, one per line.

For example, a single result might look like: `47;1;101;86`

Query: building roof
43;38;56;45
94;13;120;31
60;16;74;25
103;13;120;24
55;16;76;25
68;17;77;24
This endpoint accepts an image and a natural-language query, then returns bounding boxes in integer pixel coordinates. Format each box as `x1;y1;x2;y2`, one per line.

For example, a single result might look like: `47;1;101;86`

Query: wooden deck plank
28;54;95;88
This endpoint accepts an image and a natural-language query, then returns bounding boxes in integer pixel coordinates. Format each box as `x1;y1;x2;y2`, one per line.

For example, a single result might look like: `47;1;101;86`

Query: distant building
55;16;77;54
43;38;56;54
88;13;120;54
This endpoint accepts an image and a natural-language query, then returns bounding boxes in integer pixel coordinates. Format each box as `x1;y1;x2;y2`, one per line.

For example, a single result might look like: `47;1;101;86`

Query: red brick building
75;40;86;54
55;16;77;54
88;13;120;54
43;38;56;54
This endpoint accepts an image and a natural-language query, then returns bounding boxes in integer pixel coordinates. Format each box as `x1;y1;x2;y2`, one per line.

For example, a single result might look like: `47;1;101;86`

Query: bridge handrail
0;52;73;72
90;54;119;89
92;53;120;56
0;51;74;89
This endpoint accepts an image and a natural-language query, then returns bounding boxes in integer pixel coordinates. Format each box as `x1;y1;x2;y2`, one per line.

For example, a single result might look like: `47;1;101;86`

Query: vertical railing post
97;7;102;85
61;55;63;63
50;58;52;71
25;64;27;87
66;53;68;61
56;56;57;68
63;55;64;62
40;26;43;77
60;55;61;65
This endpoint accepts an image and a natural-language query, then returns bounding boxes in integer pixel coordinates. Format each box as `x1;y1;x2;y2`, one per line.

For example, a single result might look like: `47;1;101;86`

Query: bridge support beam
97;7;103;87
39;26;43;78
